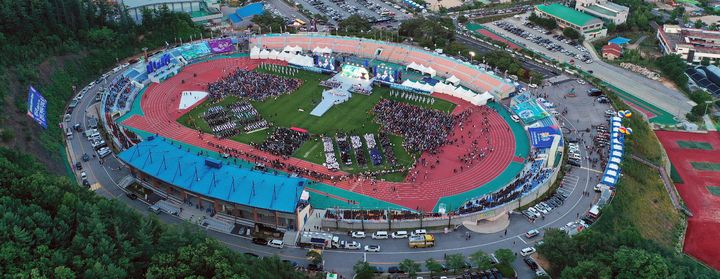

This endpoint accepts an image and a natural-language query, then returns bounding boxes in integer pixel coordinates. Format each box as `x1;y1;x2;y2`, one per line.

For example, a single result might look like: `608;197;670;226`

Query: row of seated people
254;128;309;157
104;76;131;112
324;209;443;221
203;103;267;139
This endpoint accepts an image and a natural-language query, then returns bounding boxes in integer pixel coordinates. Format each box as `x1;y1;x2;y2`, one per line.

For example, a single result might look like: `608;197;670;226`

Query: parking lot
487;15;594;65
292;0;412;26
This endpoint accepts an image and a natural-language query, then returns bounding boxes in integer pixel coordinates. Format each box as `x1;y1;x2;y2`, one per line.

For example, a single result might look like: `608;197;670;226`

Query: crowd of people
363;133;383;166
373;99;457;153
201;102;268;139
255;128;309;157
208;69;302;101
322;137;340;170
104;76;132;112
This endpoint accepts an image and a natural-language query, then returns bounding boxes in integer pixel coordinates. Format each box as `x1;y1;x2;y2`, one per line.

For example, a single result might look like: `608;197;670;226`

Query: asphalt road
64;56;614;278
484;16;692;117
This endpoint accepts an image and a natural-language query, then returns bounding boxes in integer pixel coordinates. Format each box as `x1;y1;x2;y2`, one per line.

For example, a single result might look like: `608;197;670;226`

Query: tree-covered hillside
0;147;308;278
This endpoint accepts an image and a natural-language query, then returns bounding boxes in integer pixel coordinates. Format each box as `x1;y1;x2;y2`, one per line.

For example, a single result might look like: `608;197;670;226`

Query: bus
294;18;306;26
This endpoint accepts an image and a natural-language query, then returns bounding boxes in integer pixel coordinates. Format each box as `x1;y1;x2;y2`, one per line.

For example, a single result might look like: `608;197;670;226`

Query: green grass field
677;140;713;150
691;162;720;171
178;67;456;182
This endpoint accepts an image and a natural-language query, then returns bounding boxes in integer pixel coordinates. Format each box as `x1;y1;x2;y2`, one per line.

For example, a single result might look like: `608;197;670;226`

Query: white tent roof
611;150;623;157
258;49;270;59
312;46;332;54
610;156;622;164
446;75;461;86
288;54;314;67
269;49;280;60
250;46;261;59
283;45;303;54
406;62;437;77
401;80;434;92
607;163;620;171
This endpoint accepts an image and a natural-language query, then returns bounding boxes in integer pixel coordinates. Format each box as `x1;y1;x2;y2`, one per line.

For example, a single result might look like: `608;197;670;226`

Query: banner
27;86;48;129
209;38;235;53
528;126;559;149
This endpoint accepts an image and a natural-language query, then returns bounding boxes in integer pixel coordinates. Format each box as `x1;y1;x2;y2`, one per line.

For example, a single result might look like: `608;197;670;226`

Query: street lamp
704;100;713;116
469;51;476;62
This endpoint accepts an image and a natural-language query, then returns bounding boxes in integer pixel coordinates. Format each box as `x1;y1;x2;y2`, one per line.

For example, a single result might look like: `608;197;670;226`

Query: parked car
267;239;284;249
391;231;409;238
525;229;540;238
411;229;427;236
364;245;381;252
521;247;536;256
351;231;366;239
75;162;82;170
344;241;361;250
372;231;388;239
523;257;539;270
252;238;267;245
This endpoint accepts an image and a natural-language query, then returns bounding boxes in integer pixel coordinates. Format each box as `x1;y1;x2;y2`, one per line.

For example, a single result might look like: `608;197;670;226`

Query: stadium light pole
469;51;476;62
704;100;713;116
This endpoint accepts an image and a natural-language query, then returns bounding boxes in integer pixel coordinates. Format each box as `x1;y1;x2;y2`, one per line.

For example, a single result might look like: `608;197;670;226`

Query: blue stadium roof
118;136;306;213
230;2;264;23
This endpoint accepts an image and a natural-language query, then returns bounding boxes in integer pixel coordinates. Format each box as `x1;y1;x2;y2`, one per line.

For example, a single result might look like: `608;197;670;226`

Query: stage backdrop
209;38;235;53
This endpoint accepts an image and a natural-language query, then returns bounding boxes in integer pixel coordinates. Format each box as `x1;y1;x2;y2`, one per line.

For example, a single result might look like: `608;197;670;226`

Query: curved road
65;60;608;278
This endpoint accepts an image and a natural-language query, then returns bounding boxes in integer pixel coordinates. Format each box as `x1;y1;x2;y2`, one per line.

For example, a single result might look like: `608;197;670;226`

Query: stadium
102;34;565;232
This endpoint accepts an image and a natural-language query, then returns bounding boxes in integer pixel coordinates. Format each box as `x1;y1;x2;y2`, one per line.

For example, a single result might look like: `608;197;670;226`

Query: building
575;0;629;25
602;43;623;60
228;3;265;27
657;24;720;64
534;3;607;40
118;0;223;23
118;136;311;230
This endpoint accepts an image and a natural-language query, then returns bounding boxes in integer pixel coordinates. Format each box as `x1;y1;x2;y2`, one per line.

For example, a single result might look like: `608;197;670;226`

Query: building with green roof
534;3;607;39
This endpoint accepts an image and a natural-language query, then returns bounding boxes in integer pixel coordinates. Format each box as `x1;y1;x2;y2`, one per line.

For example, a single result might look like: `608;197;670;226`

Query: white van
391;231;408;239
372;231;389;239
411;229;427;237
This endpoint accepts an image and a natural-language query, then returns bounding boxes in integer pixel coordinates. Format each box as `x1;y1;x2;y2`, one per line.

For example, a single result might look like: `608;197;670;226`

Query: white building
118;0;222;23
575;0;629;25
658;24;720;64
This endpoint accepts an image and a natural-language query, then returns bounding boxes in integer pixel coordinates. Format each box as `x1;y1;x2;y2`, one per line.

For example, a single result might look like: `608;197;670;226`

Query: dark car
75;162;82;170
388;266;403;273
82;153;90;162
252;238;268;245
568;159;581;167
126;193;138;200
523;257;539;270
82;179;90;187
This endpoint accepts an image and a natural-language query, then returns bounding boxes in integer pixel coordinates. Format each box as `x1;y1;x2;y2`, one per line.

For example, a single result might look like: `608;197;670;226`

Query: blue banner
27;86;48;129
528;126;559;149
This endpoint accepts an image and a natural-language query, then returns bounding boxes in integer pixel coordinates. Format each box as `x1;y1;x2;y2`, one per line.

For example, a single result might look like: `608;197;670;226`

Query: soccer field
179;68;456;181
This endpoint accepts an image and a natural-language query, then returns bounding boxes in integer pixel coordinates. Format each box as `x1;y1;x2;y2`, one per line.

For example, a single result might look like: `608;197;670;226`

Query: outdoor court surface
120;57;525;212
656;130;720;270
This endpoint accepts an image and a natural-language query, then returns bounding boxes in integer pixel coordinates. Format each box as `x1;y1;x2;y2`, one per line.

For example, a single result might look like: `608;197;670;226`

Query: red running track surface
122;58;516;211
656;130;720;270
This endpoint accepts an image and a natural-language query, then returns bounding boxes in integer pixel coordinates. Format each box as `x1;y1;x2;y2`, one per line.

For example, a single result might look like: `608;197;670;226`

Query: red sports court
656;130;720;270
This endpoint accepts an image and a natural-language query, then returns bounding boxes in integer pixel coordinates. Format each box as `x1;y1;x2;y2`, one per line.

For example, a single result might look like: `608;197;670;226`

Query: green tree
560;260;613;279
458;15;468;24
353;261;375;279
563;27;581;41
695;19;704;28
425;258;445;277
446;253;467;273
495;248;516;265
701;57;711;66
655;54;688;88
613;247;671;278
607;22;617;33
306;250;323;265
469;250;493;270
339;14;372;33
399;259;421;277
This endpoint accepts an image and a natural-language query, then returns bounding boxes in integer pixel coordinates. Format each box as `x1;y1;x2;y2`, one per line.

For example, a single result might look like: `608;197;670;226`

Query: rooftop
584;4;618;17
536;3;602;27
118;136;306;213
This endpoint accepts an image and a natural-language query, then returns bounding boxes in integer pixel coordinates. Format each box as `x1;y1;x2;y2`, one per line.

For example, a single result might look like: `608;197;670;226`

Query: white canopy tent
258;49;270;59
282;45;303;54
268;49;280;60
250;46;261;59
446;75;461;86
401;80;434;92
312;46;332;54
406;62;437;77
288;54;314;67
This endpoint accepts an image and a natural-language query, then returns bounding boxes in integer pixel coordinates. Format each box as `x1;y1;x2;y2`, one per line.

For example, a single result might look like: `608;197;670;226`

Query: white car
364;245;381;252
80;171;87;180
267;239;284;249
391;231;409;239
529;83;538;88
351;231;366;239
372;231;389;239
577;79;586;85
344;241;361;250
511;115;521;122
521;247;536;256
527;207;542;218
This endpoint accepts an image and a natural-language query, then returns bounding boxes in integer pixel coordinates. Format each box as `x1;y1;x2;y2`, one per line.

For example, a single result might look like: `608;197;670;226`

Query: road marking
517;236;528;245
580;167;603;174
364;252;367;262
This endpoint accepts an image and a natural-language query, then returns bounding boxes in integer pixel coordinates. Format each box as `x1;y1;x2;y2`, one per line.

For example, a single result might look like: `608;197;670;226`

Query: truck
408;234;435;248
298;231;340;249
